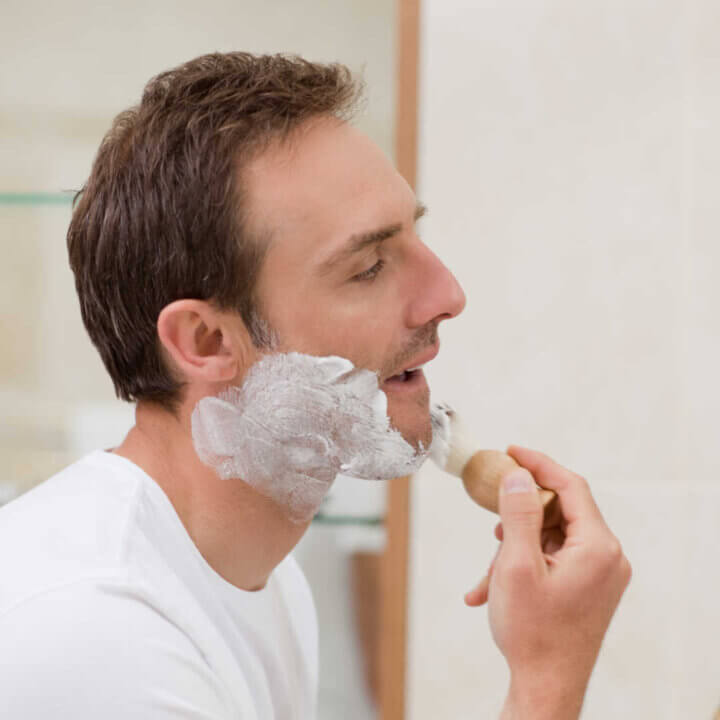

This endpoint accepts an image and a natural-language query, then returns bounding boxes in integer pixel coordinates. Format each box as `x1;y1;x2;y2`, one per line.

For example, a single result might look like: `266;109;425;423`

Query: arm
465;446;632;720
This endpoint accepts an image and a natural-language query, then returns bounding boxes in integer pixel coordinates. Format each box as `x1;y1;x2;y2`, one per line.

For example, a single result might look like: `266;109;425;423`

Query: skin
115;116;631;718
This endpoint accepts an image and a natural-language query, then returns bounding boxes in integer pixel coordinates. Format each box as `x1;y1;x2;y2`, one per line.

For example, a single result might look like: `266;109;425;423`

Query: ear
157;299;245;384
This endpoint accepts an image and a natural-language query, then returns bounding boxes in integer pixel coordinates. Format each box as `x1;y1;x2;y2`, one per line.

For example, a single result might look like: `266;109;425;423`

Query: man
0;53;630;718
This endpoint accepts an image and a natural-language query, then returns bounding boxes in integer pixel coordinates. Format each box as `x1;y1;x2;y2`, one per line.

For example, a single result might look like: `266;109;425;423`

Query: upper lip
384;344;439;381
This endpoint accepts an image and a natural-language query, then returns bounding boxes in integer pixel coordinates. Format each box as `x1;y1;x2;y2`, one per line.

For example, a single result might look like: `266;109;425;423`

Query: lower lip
382;368;428;394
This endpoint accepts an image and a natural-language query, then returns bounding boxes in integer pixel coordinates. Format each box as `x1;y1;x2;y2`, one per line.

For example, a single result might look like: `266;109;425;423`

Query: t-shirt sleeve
0;580;237;719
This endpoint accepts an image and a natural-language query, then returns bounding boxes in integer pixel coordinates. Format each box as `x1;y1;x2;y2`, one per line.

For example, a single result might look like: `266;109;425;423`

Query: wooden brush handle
461;450;561;527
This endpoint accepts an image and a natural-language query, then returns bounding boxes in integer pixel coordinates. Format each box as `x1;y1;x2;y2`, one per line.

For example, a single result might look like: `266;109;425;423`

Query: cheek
261;259;406;361
280;301;398;369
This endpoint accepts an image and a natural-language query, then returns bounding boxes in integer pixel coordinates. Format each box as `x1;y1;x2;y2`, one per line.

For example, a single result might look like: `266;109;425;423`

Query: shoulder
0;450;173;613
0;579;237;718
0;450;145;550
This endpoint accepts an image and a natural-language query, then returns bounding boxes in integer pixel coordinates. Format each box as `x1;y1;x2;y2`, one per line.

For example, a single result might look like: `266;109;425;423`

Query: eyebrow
316;203;428;277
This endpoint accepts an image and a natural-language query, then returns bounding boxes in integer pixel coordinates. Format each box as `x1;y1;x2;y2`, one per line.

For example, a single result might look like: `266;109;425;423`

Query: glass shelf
0;192;75;206
312;513;384;527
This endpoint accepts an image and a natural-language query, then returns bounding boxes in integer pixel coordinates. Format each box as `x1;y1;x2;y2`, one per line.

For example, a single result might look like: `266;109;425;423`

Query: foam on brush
429;401;477;477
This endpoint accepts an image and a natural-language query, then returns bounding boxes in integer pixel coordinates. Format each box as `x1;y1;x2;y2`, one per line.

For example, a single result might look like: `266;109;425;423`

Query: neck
113;400;311;592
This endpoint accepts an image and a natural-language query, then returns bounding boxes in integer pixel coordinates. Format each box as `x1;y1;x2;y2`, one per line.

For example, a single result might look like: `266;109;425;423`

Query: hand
465;446;632;720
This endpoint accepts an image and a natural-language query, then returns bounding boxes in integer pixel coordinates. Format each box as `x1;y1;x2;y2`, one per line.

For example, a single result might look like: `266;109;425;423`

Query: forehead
243;118;415;260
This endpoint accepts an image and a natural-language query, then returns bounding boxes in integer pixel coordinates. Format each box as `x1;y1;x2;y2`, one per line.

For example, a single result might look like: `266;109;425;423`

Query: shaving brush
429;402;561;527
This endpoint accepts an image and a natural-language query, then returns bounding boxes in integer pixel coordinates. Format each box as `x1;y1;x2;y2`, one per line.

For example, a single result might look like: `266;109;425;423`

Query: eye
352;258;385;282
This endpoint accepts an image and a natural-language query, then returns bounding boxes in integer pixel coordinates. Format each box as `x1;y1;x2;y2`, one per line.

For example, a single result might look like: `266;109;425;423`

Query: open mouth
384;367;424;386
381;345;439;390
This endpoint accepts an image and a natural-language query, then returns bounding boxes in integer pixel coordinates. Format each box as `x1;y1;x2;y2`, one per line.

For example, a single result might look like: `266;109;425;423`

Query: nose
405;244;466;328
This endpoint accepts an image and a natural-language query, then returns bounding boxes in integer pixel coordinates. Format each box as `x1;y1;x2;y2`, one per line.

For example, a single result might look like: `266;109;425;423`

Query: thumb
498;468;545;568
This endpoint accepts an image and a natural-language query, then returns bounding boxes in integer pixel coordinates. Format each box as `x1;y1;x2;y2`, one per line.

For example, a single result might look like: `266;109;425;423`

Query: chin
386;391;432;450
414;418;434;451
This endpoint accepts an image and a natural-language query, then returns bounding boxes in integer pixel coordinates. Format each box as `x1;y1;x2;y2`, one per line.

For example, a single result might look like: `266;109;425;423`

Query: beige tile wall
1;211;43;386
409;1;720;717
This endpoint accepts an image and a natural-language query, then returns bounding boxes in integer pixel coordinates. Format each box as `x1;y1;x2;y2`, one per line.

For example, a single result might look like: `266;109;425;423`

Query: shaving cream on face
191;352;428;523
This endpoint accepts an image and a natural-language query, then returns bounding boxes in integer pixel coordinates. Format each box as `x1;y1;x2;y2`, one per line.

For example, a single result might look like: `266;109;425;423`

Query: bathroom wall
408;1;720;718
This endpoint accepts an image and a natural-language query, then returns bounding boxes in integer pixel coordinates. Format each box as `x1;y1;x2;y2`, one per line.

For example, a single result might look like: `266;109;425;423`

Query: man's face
242;118;466;449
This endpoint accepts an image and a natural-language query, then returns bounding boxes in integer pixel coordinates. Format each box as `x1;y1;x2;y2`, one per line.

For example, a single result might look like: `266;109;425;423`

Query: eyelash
352;258;385;282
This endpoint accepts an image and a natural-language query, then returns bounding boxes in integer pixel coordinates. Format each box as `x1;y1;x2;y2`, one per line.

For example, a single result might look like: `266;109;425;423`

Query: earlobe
157;300;238;383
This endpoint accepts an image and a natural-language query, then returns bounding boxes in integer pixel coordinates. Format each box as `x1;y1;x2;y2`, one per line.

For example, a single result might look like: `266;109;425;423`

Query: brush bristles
429;402;452;468
429;402;477;478
444;413;477;477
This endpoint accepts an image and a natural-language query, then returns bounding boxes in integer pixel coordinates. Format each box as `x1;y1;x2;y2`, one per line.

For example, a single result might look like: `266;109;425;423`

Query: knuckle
569;473;590;493
590;537;627;574
582;537;606;563
543;464;582;493
606;538;623;562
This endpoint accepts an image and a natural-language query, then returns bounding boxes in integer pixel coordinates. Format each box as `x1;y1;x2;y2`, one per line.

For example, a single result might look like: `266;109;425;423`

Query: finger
464;574;490;607
496;468;545;575
506;445;606;530
465;544;501;607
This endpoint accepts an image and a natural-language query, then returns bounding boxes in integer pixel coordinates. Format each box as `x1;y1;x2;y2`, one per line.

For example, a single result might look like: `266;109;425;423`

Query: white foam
428;401;453;469
191;352;428;522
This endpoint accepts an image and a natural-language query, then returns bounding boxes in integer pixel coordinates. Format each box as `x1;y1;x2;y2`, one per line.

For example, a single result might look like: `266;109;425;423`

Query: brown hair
67;52;362;412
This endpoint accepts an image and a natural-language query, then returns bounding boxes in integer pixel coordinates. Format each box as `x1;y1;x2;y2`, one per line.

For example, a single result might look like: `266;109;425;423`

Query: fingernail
502;468;535;494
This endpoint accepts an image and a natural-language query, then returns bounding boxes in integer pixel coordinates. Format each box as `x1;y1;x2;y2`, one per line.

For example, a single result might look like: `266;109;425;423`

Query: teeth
406;366;422;372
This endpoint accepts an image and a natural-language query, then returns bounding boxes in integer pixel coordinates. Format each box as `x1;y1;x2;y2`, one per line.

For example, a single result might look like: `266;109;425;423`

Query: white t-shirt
0;450;319;719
